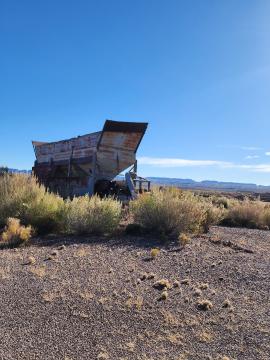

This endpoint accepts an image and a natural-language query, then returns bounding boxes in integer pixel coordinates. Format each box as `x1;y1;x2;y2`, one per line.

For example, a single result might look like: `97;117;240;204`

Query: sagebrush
0;217;32;248
221;198;270;229
0;173;65;234
130;188;223;236
2;173;270;239
65;195;121;235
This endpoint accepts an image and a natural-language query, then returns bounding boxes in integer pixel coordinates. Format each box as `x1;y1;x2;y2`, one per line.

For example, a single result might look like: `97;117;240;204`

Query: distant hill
147;177;270;193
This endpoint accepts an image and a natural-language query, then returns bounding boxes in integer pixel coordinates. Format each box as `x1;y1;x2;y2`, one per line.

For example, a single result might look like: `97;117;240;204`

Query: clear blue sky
1;0;270;184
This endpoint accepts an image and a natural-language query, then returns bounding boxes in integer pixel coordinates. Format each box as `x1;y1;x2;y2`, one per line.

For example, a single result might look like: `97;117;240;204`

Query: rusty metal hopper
32;120;148;197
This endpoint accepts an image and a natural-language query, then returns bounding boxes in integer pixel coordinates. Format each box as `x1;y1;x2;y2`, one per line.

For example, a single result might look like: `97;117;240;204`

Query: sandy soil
0;226;269;360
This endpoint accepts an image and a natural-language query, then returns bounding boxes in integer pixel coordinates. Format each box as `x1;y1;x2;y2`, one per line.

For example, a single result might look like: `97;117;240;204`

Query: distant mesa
147;177;270;193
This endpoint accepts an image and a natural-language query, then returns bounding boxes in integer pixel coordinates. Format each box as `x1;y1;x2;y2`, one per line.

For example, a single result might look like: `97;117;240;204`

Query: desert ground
0;226;269;360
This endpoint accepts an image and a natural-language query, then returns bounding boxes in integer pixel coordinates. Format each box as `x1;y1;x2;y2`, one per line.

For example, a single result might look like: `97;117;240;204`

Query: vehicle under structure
32;120;150;199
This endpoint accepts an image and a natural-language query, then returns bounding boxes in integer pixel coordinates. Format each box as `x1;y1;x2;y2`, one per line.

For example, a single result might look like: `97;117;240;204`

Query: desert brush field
0;174;269;359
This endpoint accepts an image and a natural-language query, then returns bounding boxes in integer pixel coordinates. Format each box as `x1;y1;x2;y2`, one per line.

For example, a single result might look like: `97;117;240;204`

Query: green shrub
130;188;221;236
0;173;65;234
65;195;121;235
22;191;66;234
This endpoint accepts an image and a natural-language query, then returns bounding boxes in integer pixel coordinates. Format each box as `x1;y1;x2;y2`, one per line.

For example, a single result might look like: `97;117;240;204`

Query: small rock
199;283;209;290
147;272;155;280
139;272;147;281
193;288;202;297
222;299;232;308
24;256;36;265
173;280;180;288
51;250;58;257
181;278;190;285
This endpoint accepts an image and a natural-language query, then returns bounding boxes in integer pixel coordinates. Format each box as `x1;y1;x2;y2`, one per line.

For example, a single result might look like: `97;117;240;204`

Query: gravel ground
0;226;269;360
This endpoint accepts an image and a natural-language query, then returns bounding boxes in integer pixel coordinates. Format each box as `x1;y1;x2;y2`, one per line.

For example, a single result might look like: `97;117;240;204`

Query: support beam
125;172;138;199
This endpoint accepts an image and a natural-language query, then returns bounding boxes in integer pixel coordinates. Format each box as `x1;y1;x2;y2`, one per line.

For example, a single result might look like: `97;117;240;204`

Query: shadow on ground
30;230;185;252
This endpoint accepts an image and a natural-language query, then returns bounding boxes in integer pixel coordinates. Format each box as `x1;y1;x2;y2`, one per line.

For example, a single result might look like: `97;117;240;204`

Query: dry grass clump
24;255;36;265
178;233;190;246
199;283;209;290
97;351;109;360
0;217;32;248
29;265;46;277
0;173;65;234
130;188;222;237
150;248;160;259
153;279;171;290
65;195;121;235
197;299;213;311
159;290;168;301
181;278;190;285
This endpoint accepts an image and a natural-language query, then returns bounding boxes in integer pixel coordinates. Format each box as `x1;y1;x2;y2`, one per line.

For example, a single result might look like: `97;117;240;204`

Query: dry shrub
0;217;32;248
0;173;65;234
150;248;160;258
221;198;270;229
130;188;221;237
0;174;121;236
210;195;229;209
178;233;190;246
65;195;121;235
203;203;226;232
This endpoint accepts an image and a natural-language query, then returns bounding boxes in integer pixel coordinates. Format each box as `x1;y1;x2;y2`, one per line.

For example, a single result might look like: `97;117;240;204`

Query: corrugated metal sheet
33;132;101;164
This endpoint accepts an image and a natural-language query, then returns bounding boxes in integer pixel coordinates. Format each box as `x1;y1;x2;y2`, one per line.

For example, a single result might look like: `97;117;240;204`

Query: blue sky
1;0;270;184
